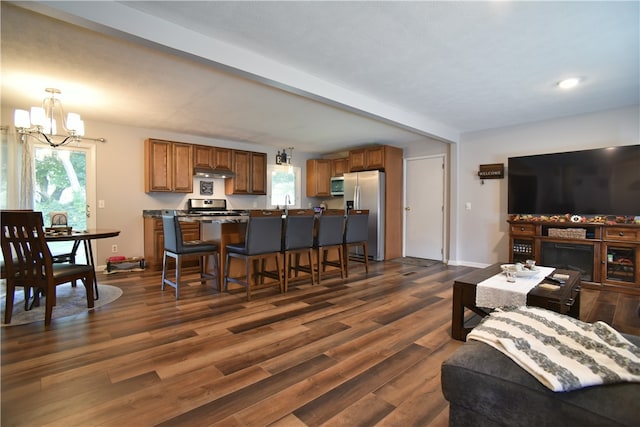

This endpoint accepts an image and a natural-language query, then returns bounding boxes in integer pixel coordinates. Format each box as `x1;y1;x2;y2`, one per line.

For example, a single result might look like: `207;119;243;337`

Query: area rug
0;283;122;326
389;257;440;267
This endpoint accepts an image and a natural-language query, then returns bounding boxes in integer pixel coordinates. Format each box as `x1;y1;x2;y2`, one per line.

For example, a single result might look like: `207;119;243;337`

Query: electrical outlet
111;244;118;253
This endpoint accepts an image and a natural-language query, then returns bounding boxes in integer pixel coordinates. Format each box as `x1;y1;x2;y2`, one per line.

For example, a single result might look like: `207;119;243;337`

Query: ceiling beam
18;0;459;143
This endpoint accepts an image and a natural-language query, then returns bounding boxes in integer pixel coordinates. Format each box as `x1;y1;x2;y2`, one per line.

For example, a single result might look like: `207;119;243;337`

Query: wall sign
477;163;504;179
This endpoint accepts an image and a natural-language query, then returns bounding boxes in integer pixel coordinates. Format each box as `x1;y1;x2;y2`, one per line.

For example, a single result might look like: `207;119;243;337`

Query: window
34;146;88;230
267;164;301;209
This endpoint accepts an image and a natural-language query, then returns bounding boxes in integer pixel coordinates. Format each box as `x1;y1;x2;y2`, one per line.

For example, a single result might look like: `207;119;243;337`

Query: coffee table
451;263;581;341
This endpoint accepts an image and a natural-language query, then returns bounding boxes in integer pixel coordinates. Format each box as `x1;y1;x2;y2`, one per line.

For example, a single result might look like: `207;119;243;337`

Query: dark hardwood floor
1;261;638;426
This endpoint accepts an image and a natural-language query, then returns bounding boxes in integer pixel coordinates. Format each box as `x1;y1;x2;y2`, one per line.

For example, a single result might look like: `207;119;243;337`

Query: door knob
405;207;411;211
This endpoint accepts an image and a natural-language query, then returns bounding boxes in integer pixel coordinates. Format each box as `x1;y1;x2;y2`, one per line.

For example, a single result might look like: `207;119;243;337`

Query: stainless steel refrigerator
343;170;385;261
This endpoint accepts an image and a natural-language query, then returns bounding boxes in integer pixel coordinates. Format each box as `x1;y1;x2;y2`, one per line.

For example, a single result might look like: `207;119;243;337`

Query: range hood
193;167;235;179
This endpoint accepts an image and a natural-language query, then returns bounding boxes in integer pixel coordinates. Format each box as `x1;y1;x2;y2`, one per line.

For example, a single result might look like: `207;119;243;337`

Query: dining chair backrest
316;209;345;247
345;209;369;244
283;209;315;251
1;210;53;289
245;210;283;255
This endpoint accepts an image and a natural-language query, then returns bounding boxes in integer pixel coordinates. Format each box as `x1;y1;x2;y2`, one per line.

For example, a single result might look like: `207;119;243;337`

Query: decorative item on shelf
477;163;504;183
275;147;293;165
13;88;106;148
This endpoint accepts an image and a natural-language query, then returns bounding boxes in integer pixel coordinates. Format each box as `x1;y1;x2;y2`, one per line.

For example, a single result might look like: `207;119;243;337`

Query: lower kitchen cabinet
143;217;201;270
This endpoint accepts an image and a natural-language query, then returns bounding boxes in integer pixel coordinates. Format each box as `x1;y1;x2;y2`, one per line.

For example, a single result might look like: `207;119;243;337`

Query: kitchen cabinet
194;145;233;171
602;227;640;288
213;147;233;171
508;223;536;264
349;146;386;171
225;150;266;195
194;145;213;168
331;158;349;177
143;217;201;270
306;159;332;197
145;138;193;193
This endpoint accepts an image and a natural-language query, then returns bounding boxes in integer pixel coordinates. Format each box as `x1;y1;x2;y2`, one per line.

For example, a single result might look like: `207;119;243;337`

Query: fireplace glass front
541;241;594;282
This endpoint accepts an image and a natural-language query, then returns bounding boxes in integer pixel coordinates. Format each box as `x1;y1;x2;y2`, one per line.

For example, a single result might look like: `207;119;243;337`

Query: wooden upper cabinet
225;150;266;195
331;158;349;177
145;139;193;193
172;142;194;193
307;159;332;197
145;139;172;192
349;148;367;171
365;146;386;170
250;152;267;194
213;147;233;171
194;145;233;171
348;145;397;172
194;145;213;168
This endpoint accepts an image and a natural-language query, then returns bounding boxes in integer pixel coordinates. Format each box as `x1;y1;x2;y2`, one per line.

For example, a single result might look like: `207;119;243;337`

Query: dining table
44;228;120;299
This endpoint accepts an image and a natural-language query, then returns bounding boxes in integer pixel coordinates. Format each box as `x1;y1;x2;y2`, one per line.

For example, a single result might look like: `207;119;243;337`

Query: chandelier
14;88;105;148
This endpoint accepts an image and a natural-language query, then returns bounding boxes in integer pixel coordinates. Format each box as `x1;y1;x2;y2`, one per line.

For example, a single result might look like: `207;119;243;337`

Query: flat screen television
508;145;640;216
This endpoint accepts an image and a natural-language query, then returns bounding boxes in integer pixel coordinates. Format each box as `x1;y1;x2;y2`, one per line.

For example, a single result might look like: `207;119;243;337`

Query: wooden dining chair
0;210;95;326
223;210;283;300
161;211;220;299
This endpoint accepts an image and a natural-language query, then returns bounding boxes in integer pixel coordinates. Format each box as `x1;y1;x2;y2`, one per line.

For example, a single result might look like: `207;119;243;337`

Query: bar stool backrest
316;209;345;247
284;209;315;251
345;209;369;244
245;210;284;255
161;210;184;253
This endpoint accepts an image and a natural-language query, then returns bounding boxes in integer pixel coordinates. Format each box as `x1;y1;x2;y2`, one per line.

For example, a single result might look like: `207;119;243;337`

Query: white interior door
404;155;445;261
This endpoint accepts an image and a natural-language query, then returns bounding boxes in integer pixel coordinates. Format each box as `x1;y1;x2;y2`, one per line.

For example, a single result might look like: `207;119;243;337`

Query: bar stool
161;211;219;299
223;210;284;300
282;209;316;291
313;209;346;284
343;209;369;277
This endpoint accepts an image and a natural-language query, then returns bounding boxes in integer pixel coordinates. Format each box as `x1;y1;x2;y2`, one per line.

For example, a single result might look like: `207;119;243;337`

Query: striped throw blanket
467;306;640;392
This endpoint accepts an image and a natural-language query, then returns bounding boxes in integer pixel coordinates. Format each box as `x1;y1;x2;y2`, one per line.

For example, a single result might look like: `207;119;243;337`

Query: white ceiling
2;1;638;153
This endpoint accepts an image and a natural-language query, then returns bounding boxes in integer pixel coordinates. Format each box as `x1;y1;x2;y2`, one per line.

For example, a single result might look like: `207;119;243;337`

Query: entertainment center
508;219;639;291
507;145;640;293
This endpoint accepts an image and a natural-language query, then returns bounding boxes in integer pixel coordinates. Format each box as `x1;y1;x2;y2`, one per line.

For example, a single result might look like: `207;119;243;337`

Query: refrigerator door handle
355;185;361;209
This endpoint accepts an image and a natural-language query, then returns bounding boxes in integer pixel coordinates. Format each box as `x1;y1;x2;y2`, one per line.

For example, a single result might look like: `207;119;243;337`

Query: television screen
508;145;640;215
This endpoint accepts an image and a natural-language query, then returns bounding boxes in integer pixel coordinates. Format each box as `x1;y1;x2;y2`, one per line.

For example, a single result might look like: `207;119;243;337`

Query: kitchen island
142;211;247;282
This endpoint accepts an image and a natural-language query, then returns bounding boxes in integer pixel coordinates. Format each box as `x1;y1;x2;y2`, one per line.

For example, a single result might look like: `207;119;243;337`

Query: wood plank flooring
2;261;639;426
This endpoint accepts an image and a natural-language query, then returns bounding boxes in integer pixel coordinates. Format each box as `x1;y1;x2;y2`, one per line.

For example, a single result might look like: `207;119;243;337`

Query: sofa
441;333;640;427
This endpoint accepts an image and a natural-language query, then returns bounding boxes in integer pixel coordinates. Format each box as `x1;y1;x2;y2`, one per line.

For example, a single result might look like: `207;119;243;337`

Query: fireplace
541;241;595;282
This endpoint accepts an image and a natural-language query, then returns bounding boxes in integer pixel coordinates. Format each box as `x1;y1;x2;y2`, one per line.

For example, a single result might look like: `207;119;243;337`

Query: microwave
330;176;344;196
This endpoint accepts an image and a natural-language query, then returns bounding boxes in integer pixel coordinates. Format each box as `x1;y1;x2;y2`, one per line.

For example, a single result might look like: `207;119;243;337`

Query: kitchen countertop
142;210;248;223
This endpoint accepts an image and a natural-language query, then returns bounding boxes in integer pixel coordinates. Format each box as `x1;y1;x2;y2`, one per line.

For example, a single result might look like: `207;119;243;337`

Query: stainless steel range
187;198;248;216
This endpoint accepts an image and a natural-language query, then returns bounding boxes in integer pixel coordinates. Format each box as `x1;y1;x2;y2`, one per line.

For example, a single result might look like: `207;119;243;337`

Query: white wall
450;105;640;267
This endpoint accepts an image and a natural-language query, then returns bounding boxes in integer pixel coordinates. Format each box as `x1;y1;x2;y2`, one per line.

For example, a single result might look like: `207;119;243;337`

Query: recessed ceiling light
557;78;581;89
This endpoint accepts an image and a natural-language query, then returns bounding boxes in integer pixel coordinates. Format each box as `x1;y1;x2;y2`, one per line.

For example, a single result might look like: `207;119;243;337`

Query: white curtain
0;128;31;209
19;137;34;209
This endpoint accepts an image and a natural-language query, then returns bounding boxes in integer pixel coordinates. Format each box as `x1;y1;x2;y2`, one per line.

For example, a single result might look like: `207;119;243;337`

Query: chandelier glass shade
14;88;105;147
